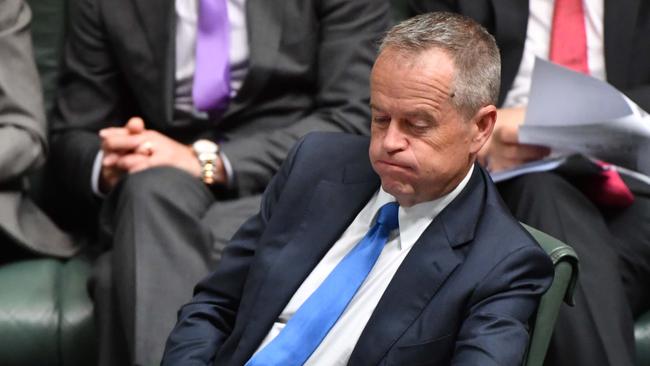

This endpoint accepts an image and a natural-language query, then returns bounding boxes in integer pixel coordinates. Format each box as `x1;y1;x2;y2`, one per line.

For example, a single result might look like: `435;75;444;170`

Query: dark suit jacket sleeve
219;0;389;196
0;0;46;182
49;0;138;213
452;245;552;365
161;136;307;365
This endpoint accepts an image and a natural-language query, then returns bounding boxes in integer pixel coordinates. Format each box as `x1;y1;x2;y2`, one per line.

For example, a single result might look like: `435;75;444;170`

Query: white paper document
510;58;650;176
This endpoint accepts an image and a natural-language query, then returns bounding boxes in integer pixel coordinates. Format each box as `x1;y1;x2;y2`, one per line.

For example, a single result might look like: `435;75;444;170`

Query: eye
372;114;391;126
408;119;433;134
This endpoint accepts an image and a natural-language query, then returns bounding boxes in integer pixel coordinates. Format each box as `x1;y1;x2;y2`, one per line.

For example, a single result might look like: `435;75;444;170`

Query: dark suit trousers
498;172;650;366
92;167;261;366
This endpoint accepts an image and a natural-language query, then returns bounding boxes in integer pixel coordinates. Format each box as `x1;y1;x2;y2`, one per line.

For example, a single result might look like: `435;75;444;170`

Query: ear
468;105;497;154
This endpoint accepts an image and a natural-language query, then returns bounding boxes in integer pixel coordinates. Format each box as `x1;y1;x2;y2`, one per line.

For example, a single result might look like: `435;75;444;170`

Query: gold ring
140;141;154;156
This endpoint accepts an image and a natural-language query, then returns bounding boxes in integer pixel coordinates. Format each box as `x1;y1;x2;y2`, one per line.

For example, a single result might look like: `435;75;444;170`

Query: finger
489;157;523;173
102;152;120;166
102;134;144;152
116;154;150;172
126;117;146;134
99;127;130;138
134;140;155;156
500;143;550;161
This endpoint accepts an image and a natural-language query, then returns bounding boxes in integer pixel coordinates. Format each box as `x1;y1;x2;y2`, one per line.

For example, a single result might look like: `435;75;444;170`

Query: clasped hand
97;117;206;193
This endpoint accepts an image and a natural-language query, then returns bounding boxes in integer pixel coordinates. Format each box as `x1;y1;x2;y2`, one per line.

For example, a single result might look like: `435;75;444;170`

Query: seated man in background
0;0;74;262
50;0;389;364
408;1;650;365
162;13;553;366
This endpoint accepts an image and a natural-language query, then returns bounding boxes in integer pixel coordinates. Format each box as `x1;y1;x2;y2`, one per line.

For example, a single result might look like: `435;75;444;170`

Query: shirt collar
372;164;475;250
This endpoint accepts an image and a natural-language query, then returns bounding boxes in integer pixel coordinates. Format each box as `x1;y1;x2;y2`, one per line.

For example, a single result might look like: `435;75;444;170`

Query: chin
381;180;414;200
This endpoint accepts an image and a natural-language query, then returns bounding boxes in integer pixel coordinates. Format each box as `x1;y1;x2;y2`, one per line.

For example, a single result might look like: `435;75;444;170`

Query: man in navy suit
407;2;650;365
162;12;553;365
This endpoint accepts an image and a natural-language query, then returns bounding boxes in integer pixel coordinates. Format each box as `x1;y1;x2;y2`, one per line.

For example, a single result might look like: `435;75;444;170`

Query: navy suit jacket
162;132;553;366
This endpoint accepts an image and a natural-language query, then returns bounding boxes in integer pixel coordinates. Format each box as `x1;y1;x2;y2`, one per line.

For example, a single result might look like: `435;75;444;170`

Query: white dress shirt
91;0;248;195
251;165;475;365
503;0;605;108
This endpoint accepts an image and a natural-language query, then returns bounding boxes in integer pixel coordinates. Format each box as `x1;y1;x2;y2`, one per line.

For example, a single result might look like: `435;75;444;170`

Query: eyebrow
369;104;434;121
404;110;434;122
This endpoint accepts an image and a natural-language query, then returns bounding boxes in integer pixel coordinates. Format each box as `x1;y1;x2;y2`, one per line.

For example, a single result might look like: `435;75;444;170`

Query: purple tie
193;0;230;112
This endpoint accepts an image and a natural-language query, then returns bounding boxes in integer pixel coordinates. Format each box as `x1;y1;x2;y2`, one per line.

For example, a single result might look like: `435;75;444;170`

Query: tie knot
376;202;399;232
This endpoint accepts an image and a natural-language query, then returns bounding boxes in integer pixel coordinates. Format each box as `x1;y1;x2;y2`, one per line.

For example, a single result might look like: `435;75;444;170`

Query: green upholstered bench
0;256;96;365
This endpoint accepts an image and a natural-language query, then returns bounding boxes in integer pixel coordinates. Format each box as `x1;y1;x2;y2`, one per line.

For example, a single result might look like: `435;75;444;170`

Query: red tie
549;0;634;207
582;161;635;208
549;0;590;74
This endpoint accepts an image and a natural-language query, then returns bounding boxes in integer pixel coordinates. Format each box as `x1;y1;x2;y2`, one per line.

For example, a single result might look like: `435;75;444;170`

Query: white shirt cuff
91;150;107;198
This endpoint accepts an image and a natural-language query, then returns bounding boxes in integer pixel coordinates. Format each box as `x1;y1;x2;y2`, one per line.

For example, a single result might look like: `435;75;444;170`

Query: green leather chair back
635;313;650;365
0;256;96;365
522;224;579;366
27;0;67;116
25;0;67;206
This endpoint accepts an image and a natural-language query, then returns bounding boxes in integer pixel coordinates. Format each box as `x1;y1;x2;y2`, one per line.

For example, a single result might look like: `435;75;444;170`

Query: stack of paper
492;58;650;183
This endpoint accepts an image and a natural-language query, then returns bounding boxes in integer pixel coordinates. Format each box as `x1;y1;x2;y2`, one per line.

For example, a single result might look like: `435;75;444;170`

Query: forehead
371;48;455;111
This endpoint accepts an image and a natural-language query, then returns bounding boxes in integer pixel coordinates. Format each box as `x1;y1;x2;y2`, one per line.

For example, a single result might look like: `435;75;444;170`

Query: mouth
375;159;412;171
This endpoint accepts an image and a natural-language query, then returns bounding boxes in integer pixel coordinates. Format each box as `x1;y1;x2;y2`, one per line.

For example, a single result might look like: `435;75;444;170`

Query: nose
382;119;407;153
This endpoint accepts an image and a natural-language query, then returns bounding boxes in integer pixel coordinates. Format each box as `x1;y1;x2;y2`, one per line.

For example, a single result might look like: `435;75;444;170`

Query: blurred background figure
0;0;75;262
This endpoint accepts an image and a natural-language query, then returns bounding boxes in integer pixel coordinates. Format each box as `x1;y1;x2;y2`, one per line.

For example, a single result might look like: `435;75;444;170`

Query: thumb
126;117;146;134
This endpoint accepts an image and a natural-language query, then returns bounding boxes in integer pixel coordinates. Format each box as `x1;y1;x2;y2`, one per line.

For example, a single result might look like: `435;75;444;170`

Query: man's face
369;47;487;207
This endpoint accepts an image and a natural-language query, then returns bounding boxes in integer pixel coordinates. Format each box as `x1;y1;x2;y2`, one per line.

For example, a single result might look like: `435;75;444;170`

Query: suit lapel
235;164;379;360
349;219;462;365
133;0;175;124
349;166;487;365
222;0;284;119
604;0;639;87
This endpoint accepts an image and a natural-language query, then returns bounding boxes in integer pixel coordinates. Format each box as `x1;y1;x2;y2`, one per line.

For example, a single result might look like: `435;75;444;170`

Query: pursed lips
375;159;413;171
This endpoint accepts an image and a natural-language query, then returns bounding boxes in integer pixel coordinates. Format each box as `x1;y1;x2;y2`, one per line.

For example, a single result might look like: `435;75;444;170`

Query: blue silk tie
246;202;399;366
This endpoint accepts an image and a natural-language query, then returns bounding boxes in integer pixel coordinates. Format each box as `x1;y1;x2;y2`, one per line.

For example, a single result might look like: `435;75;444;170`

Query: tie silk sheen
549;0;589;74
193;0;230;112
246;202;400;366
549;0;634;207
582;161;635;208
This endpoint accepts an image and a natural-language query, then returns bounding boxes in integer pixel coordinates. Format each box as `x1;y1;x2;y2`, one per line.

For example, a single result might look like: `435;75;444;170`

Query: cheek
368;139;381;160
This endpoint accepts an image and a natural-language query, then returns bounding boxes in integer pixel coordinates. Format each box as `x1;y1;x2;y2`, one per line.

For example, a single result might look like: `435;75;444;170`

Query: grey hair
379;12;501;120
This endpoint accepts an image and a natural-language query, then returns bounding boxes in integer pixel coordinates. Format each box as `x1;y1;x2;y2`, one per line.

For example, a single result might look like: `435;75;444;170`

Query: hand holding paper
518;58;650;175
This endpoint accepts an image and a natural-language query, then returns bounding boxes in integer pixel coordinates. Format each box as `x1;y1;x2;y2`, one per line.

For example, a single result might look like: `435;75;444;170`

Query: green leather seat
522;224;579;366
0;256;96;365
635;315;650;366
